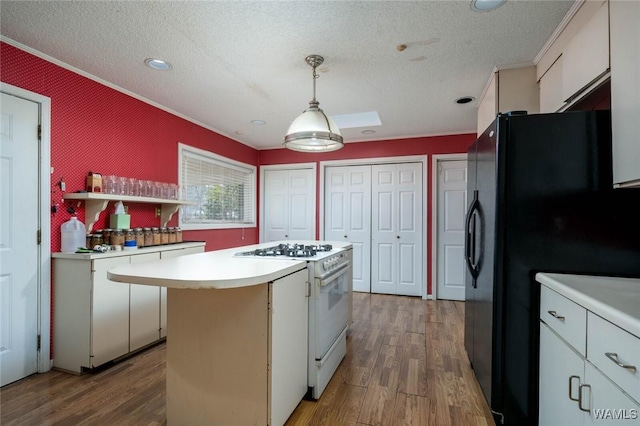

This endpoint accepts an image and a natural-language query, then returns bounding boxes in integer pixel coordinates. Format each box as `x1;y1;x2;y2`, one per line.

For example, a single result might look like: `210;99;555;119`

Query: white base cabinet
53;242;205;373
165;267;309;426
537;274;640;426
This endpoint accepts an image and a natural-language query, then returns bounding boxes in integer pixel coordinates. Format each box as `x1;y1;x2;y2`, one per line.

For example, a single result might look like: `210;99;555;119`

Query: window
178;143;256;229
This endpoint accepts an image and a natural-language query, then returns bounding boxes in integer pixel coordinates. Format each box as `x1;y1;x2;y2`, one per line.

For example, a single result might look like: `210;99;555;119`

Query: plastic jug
61;216;86;253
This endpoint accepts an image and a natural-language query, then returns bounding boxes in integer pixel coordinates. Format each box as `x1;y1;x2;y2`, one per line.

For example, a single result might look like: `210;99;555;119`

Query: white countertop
107;240;351;290
536;272;640;338
52;241;206;260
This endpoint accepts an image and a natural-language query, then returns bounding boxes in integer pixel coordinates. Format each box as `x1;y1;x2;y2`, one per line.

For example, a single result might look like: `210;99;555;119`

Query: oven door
314;262;350;360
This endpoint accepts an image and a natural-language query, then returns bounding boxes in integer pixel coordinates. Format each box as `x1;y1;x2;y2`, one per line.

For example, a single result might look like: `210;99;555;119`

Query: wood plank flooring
0;293;494;426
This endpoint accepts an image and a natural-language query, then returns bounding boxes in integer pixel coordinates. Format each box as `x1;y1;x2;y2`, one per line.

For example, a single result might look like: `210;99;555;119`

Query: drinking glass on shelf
117;176;127;195
153;181;162;199
170;183;179;200
104;175;117;194
127;178;138;196
162;183;169;199
144;180;153;197
136;179;143;197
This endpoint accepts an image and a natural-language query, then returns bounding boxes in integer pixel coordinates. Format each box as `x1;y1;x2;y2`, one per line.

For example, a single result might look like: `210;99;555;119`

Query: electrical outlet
155;207;161;217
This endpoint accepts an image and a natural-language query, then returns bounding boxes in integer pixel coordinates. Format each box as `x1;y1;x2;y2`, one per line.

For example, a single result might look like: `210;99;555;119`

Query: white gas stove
235;241;351;399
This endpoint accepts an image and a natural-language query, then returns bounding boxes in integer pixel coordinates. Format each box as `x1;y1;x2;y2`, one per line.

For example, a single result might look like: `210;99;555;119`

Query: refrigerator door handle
465;191;480;282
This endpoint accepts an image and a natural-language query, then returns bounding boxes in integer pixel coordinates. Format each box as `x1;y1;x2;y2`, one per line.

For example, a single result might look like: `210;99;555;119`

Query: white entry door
324;165;372;292
263;168;315;242
0;92;40;386
371;163;423;296
436;160;468;301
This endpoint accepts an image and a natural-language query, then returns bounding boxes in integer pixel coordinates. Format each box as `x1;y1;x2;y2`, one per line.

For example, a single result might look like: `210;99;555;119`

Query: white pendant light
284;55;344;152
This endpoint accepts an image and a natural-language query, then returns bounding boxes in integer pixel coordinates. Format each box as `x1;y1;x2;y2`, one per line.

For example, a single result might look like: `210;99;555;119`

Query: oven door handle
318;261;351;286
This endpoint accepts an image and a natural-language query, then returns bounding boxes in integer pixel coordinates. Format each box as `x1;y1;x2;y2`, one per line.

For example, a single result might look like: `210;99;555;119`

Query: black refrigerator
464;110;640;425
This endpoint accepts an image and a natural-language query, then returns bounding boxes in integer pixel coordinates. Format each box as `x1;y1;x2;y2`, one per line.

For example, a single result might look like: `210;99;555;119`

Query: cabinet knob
344;235;348;238
397;235;400;239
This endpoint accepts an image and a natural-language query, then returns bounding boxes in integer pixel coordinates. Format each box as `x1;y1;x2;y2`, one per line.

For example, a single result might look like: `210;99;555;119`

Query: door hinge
37;229;42;245
438;163;443;174
37;334;41;351
37;124;42;140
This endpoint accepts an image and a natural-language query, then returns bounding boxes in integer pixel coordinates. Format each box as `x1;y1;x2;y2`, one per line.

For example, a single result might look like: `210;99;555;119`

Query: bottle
61;216;86;253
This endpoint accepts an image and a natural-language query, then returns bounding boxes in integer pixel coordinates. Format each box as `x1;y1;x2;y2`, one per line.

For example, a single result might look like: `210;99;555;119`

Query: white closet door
371;163;423;296
325;166;372;292
263;168;314;242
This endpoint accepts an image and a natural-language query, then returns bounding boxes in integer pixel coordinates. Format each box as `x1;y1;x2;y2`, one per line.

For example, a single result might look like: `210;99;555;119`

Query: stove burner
238;243;333;258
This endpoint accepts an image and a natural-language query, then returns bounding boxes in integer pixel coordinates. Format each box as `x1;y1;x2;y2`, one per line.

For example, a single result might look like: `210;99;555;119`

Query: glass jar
143;227;153;246
102;229;113;246
110;229;124;247
168;227;176;243
176;227;183;243
151;227;161;246
90;233;104;248
134;227;144;247
160;227;169;244
124;228;135;243
86;234;92;249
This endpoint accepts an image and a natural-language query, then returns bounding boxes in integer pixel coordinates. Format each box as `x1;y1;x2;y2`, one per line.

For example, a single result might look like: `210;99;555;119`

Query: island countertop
107;240;351;290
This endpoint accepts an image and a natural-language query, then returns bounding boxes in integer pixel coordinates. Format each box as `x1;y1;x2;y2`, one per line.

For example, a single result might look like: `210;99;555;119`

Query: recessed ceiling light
144;58;172;71
361;129;376;135
251;120;266;126
455;96;476;105
471;0;506;12
235;130;244;135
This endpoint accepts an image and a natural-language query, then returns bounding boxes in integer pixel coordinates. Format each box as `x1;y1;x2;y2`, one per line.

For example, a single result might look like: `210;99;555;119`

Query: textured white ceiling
0;0;575;150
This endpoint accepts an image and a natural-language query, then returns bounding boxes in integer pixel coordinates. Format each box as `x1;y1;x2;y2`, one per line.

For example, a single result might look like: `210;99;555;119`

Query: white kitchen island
108;243;311;426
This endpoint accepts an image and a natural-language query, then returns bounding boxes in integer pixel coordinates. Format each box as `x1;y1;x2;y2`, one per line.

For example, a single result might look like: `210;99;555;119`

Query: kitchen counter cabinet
477;66;539;135
610;0;640;188
537;0;610;113
52;242;205;373
537;273;640;425
166;267;308;426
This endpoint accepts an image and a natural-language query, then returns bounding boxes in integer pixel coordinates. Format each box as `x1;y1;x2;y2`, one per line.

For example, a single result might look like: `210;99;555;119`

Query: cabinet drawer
588;312;640;404
540;285;587;355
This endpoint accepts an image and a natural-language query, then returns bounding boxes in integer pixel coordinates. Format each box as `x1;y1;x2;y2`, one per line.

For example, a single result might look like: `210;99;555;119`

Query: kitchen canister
61;216;86;253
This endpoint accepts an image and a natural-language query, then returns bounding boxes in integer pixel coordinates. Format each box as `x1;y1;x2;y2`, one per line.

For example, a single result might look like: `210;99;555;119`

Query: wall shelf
63;192;196;233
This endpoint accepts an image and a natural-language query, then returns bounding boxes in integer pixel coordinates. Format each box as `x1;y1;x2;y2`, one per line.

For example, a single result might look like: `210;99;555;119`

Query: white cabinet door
539;55;564;113
91;257;131;367
263;168;315;242
371;163;423;296
129;252;161;351
270;268;308;426
539;323;587;426
610;0;640;187
584;361;640;425
325;165;372;292
561;1;609;102
436;160;467;301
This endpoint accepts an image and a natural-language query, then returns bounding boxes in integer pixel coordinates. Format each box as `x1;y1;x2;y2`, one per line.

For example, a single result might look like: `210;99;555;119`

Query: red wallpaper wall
2;40;473;300
259;134;475;294
1;42;260;252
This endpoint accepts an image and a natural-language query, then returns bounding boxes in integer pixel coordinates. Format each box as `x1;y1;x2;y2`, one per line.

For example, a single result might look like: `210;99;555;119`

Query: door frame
319;155;427;298
431;153;468;301
259;162;317;243
1;82;52;371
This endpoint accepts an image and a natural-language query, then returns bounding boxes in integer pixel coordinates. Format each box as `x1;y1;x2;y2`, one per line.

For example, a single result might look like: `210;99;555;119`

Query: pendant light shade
284;55;344;152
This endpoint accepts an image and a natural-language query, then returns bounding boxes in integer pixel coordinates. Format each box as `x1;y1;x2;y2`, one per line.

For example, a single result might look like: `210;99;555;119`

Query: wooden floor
1;293;494;426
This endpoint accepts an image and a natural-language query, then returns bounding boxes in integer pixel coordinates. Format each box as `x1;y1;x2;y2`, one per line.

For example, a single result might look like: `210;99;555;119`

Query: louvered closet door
371;163;423;296
324;165;372;292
